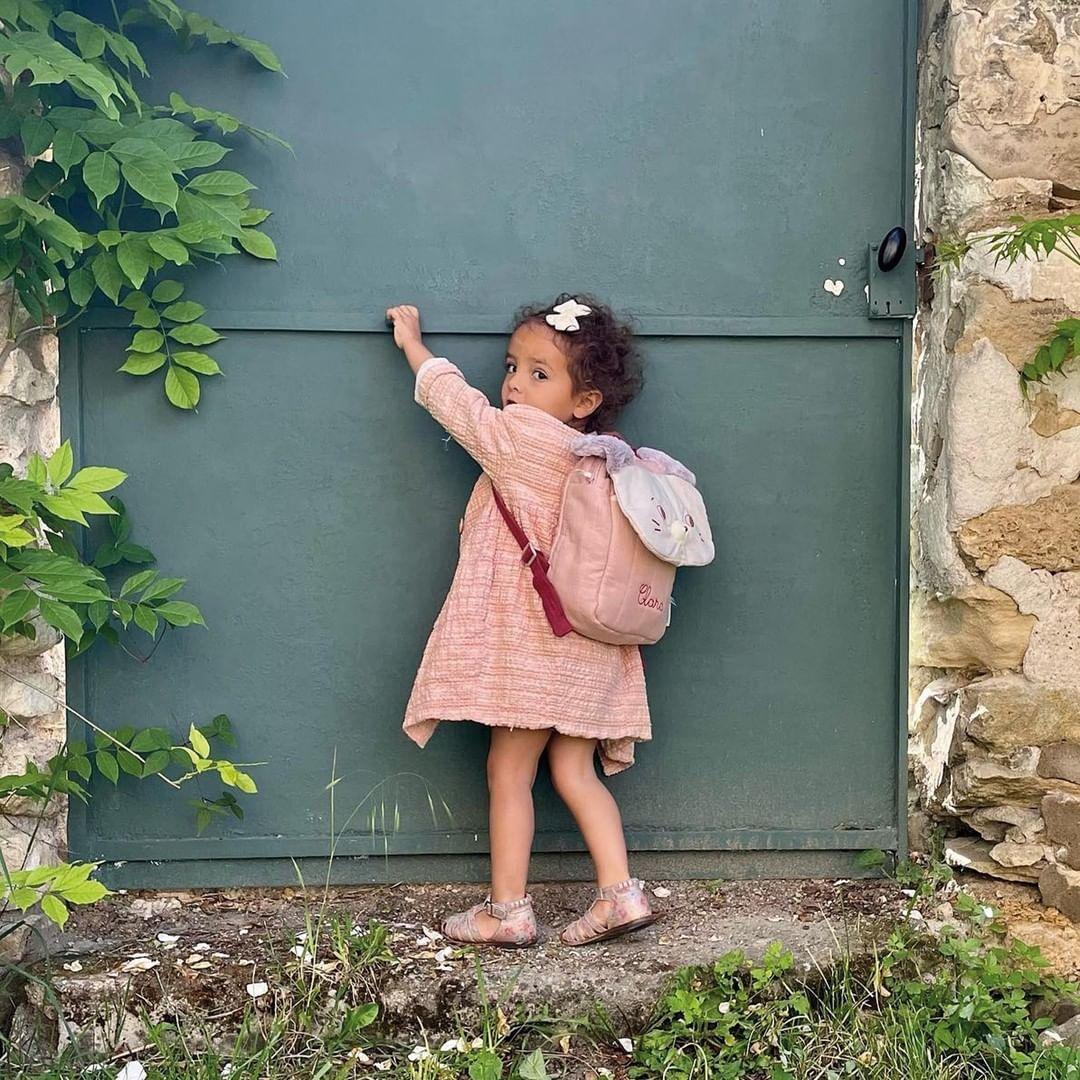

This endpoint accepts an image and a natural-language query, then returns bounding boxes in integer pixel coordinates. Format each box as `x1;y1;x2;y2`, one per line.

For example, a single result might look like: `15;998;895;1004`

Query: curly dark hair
509;291;645;434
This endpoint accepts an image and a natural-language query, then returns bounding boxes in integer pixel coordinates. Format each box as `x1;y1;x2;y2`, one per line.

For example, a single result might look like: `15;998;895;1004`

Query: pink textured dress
402;355;652;775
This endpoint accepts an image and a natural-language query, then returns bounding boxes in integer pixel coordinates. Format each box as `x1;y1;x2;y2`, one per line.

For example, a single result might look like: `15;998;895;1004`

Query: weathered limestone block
910;583;1034;669
988;840;1053;868
1039;862;1080;922
964;803;1044;843
0;812;64;874
0;705;65;818
951;282;1074;375
0;660;62;718
1038;741;1080;785
963;673;1080;751
1030;389;1080;438
947;339;1080;525
1042;791;1080;853
942;0;1080;188
0;615;62;657
946;835;1045;883
985;557;1080;687
948;746;1080;810
0;345;57;405
958;483;1080;571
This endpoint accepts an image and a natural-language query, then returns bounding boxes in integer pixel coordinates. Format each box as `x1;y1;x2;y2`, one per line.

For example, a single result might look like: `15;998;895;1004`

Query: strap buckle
521;543;539;567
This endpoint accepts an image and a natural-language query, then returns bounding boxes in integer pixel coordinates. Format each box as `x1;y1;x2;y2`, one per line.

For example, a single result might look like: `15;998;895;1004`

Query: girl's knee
547;738;600;796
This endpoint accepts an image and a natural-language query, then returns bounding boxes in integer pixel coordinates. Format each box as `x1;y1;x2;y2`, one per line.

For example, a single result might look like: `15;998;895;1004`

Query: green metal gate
65;1;917;887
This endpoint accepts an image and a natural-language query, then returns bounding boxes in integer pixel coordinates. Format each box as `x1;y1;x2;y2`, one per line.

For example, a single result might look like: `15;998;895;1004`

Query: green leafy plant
1;712;258;930
0;440;203;658
933;213;1080;396
0;0;287;408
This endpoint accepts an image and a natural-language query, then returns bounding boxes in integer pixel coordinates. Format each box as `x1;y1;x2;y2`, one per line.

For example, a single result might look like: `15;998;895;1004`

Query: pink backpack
493;432;714;645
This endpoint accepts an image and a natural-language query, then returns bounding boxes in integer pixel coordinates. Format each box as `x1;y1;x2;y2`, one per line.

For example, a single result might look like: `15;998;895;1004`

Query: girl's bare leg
473;726;553;937
546;732;632;923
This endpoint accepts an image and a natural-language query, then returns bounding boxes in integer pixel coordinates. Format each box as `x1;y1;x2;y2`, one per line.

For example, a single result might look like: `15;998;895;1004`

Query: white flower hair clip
545;298;592;332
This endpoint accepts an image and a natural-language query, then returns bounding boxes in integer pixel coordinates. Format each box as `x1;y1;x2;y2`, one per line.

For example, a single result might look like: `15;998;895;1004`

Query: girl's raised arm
413;356;519;486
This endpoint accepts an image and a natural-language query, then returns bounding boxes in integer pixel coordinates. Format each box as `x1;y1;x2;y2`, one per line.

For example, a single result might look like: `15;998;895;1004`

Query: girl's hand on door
386;304;423;351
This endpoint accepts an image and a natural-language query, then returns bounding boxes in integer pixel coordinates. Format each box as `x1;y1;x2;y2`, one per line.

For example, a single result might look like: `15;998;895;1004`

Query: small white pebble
422;925;443;941
238;927;249;936
718;1002;731;1013
471;1036;484;1049
900;889;916;898
652;887;671;899
116;1064;147;1080
617;1037;634;1052
246;982;268;999
156;932;179;944
193;942;211;952
62;960;83;972
375;1062;392;1072
981;905;994;918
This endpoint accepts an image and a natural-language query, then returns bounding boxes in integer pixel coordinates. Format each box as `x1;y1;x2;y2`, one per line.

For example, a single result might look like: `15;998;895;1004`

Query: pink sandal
560;877;660;946
440;894;538;948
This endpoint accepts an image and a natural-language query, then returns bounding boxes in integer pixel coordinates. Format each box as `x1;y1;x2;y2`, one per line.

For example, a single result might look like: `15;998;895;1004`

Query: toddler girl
386;293;658;947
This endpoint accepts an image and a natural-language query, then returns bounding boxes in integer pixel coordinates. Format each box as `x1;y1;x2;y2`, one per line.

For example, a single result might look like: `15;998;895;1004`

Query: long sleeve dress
402;355;652;776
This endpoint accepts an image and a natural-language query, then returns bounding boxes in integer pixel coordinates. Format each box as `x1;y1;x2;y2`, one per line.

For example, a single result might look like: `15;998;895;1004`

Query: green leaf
232;770;257;794
116;237;151;289
0;589;36;628
96;229;121;249
119;569;157;598
235;35;283;73
195;806;212;833
82;151;120;208
20;114;53;156
59;488;118;516
168;323;221;346
165;365;200;409
1050;334;1069;369
121;157;179;209
133;603;158;637
186;170;255;196
171;140;230;170
26;455;46;486
156;600;204;627
151;279;184;303
60;879;108;905
40;893;69;929
120;290;150;310
469;1051;502;1080
162;300;205;323
67;467;126;493
172;351;221;375
37;597;83;642
139;576;185;602
240;207;272;226
118;351;165;376
67;266;95;306
189;723;210;758
128;329;164;353
146;233;188;263
91;251;123;303
142;749;171;776
237;228;277;260
518;1049;549;1080
176;189;244;239
131;306;161;328
46;441;74;487
52;128;89;175
87;600;110;630
96;750;118;784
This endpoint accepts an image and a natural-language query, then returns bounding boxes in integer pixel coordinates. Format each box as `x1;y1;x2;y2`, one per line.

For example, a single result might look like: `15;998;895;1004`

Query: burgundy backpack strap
491;487;574;637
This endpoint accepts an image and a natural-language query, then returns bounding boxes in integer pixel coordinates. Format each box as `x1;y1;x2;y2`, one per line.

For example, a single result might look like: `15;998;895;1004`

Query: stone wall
0;140;66;891
910;0;1080;920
